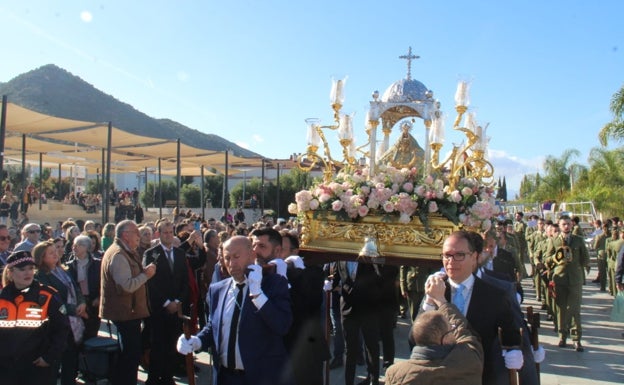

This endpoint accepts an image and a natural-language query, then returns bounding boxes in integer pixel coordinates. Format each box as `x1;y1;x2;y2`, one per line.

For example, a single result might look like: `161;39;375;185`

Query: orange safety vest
0;289;53;329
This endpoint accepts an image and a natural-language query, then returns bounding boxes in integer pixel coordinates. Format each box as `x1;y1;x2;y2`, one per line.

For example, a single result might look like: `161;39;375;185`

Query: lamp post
238;168;252;207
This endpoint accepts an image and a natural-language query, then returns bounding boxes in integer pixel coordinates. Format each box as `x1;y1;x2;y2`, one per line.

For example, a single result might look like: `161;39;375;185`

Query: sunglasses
0;236;9;241
28;230;41;234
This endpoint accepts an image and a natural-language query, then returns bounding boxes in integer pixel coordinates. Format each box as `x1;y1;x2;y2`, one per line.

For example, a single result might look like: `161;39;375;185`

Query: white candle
331;77;346;105
305;118;321;147
454;80;470;107
339;114;353;140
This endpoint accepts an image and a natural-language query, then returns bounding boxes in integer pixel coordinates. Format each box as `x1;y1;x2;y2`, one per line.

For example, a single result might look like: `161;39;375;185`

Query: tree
598;84;624;146
539;149;584;201
142;180;177;207
203;174;224;208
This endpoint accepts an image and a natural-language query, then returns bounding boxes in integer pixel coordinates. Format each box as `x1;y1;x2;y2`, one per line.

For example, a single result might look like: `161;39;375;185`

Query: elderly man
100;220;156;385
177;235;293;385
386;279;484;385
13;223;41;252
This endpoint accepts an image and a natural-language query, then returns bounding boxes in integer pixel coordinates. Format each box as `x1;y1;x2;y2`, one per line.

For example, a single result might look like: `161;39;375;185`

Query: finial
399;46;420;81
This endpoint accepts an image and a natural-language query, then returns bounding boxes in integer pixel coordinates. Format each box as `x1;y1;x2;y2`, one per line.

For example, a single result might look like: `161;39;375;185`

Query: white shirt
220;280;248;370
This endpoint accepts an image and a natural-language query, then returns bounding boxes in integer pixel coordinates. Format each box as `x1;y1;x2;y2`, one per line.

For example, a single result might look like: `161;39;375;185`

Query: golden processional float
289;48;499;266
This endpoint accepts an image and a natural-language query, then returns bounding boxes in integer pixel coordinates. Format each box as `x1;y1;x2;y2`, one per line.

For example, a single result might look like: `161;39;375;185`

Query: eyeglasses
440;252;470;261
28;230;41;234
0;236;9;241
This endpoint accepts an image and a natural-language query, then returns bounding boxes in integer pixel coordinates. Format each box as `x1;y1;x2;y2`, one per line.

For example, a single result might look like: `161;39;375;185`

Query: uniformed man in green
514;212;530;274
496;220;524;282
544;215;590;352
399;265;434;322
528;217;548;300
592;222;609;292
606;228;624;296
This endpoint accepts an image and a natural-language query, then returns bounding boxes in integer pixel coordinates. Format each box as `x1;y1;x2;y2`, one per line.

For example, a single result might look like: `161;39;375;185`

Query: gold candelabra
296;78;369;182
429;80;494;191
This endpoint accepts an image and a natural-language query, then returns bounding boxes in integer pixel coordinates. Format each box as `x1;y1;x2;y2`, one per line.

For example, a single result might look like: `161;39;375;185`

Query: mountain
0;64;259;158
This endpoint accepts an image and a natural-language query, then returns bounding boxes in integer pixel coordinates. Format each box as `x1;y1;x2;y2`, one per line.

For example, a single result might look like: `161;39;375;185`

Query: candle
464;112;475;132
454;80;470;107
435;113;446;144
305;118;321;147
339;114;353;140
331;77;347;105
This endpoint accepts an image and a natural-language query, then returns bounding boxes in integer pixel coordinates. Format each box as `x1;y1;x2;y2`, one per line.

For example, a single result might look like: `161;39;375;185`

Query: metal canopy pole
104;122;112;223
0;96;7;189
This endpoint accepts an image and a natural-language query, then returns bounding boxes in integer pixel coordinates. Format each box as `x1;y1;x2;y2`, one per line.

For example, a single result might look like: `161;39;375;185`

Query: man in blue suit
177;235;293;385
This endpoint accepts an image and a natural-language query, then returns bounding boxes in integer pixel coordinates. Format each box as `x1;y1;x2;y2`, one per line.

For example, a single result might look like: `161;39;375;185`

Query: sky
1;1;623;197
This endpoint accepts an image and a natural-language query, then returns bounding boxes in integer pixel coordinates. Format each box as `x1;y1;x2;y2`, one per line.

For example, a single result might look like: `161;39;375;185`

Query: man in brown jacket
385;273;483;385
100;219;156;385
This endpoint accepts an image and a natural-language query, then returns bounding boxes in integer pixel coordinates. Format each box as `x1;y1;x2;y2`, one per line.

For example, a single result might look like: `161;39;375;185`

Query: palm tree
540;149;583;201
585;147;624;216
598;84;624;146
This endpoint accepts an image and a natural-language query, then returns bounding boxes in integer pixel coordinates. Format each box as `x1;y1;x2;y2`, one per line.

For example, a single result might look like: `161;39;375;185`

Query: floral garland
288;165;498;232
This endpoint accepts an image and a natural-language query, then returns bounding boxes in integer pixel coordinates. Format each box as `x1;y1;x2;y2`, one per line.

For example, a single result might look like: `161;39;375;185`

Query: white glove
502;349;524;370
176;334;202;355
532;345;545;363
425;270;447;287
285;255;305;269
268;258;288;278
247;264;263;296
323;279;333;292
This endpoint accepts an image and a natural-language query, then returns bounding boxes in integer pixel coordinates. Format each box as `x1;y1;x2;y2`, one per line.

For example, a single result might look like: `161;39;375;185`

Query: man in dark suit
143;219;189;385
279;230;330;385
249;226;329;385
333;259;383;385
422;230;523;385
177;235;293;385
477;232;543;385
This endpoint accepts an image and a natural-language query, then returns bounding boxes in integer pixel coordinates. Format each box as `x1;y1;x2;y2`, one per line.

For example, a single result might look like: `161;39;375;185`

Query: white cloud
488;148;544;199
236;141;250;149
253;134;263;143
80;11;93;23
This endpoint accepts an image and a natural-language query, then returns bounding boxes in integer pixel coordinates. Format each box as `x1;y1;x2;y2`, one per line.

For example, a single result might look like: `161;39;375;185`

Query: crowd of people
2;202;622;385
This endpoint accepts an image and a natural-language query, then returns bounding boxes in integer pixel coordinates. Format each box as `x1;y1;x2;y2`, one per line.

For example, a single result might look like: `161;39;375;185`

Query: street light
238;168;252;208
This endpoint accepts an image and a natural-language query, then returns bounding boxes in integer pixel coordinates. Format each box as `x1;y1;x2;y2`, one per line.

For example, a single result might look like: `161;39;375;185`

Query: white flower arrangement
289;165;498;232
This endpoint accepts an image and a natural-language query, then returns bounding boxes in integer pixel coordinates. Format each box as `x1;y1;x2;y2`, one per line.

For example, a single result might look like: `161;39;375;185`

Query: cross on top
399;46;420;81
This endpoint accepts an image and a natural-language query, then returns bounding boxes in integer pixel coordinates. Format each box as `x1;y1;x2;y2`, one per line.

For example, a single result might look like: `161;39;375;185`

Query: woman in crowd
34;240;87;385
100;222;116;251
0;251;70;385
53;237;66;260
63;225;81;263
85;230;104;259
137;225;153;256
66;235;102;341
